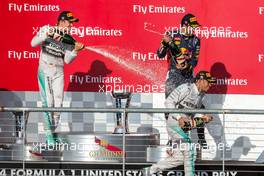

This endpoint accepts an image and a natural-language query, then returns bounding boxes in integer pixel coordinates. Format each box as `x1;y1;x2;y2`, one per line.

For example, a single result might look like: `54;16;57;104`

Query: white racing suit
149;83;205;176
31;25;77;145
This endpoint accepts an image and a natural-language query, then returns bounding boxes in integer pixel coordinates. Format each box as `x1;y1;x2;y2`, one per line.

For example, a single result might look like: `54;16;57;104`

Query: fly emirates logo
8;3;60;12
216;78;248;86
132;4;185;14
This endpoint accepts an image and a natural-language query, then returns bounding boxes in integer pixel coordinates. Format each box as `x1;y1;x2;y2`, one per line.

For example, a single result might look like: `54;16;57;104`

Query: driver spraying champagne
144;71;215;176
31;11;84;145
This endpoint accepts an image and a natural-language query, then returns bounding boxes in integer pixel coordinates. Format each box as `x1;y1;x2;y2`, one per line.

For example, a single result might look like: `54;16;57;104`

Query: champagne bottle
50;27;76;46
182;118;205;132
168;41;181;57
182;121;192;132
60;33;76;45
195;118;205;127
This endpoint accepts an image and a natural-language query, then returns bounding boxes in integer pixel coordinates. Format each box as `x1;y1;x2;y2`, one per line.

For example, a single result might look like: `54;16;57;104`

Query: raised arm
31;25;49;47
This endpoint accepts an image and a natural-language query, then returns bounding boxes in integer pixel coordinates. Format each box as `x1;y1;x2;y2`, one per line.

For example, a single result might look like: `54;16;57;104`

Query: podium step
58;132;160;162
0;132;160;162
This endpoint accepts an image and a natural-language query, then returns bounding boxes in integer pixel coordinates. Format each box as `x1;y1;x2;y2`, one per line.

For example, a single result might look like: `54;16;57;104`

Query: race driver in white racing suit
31;11;84;145
145;71;215;176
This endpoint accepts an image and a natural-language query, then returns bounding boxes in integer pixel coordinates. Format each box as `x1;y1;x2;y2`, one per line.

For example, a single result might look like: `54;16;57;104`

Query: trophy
111;90;131;134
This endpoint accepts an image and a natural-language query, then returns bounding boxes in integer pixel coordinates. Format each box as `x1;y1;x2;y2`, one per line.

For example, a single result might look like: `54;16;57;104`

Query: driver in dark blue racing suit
157;13;201;98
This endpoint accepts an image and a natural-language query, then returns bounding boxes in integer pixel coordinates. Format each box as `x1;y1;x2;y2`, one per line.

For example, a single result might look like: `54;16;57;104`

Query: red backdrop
1;0;263;94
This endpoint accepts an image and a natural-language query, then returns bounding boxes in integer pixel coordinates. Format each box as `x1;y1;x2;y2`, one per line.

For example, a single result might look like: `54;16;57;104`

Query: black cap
196;71;216;83
58;11;79;22
181;13;201;27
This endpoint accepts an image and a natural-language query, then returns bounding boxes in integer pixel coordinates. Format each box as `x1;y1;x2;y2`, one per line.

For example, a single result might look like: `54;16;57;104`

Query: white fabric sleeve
64;50;78;64
31;25;49;47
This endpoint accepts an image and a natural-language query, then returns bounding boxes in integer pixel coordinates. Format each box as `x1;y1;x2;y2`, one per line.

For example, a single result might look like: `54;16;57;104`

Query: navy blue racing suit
157;31;200;98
